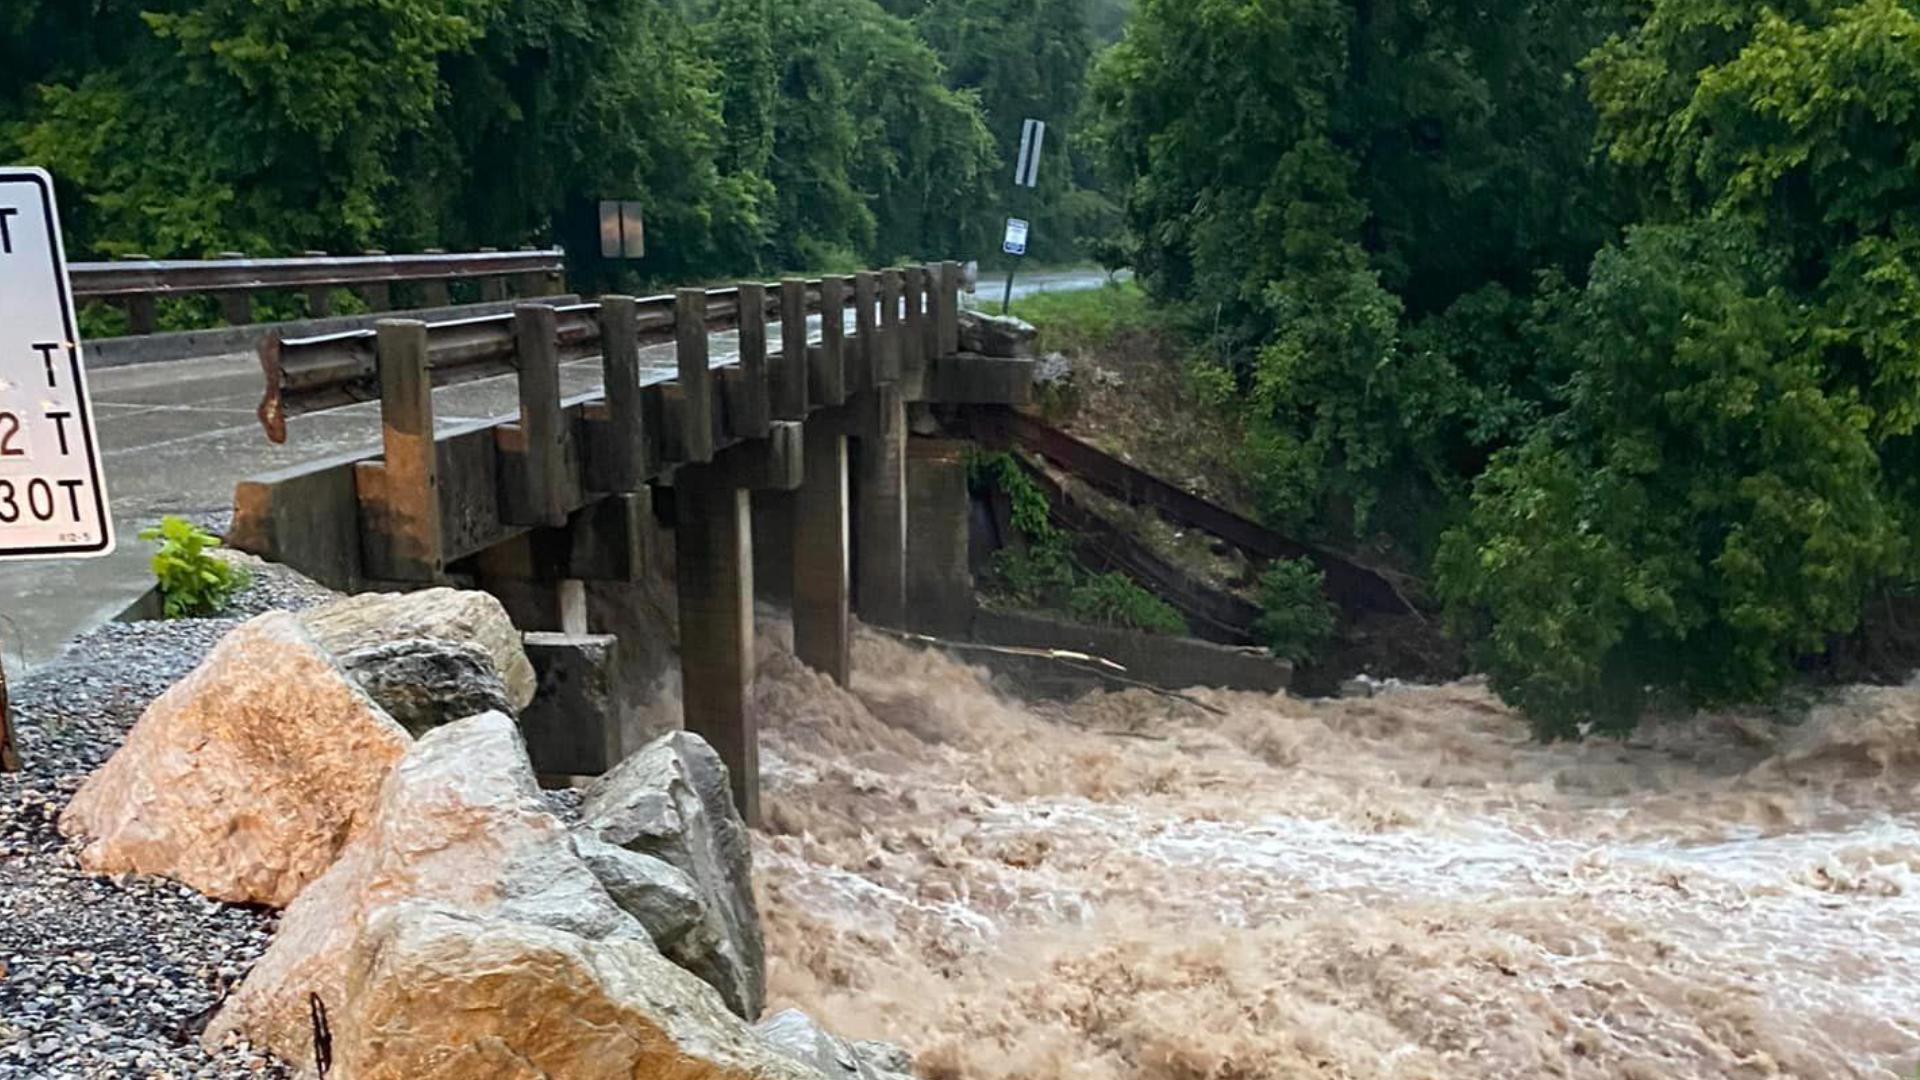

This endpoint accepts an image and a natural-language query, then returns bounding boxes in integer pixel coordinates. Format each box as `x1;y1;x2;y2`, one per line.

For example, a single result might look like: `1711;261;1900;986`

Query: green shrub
1068;571;1188;635
139;515;248;618
991;547;1076;608
969;448;1187;635
967;450;1060;546
1436;223;1901;738
1252;559;1337;663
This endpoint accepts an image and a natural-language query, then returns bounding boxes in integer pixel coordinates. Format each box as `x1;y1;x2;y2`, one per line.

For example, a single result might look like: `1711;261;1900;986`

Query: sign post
0;167;117;770
1001;118;1046;314
1001;217;1030;313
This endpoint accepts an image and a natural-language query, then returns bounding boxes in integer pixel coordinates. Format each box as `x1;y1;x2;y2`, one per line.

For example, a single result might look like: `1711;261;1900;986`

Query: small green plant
1068;571;1188;634
969;449;1188;635
967;450;1058;545
138;515;248;618
1252;558;1337;662
991;546;1077;607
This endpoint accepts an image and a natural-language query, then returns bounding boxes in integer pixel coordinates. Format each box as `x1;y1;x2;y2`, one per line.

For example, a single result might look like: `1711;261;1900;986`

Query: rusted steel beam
982;410;1415;617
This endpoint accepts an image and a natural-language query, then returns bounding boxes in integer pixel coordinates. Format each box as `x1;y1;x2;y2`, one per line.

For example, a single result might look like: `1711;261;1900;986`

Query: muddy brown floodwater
737;622;1918;1078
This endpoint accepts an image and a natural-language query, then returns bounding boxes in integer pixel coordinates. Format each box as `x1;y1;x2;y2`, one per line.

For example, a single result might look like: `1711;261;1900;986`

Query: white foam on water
746;624;1920;1077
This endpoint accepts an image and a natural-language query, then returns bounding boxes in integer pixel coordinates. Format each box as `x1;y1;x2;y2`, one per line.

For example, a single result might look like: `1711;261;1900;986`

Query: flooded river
740;623;1919;1078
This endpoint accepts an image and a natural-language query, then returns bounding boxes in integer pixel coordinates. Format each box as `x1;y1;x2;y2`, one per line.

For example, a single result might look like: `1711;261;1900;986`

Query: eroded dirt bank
743;623;1919;1078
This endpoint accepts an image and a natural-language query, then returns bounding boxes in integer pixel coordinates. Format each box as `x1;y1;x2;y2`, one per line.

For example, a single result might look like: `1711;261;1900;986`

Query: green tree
1438;223;1901;735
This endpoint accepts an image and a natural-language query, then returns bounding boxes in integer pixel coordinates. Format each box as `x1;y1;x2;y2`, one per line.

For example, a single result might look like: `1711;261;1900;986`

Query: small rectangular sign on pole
598;200;645;260
0;168;113;562
1014;119;1046;189
1002;217;1030;257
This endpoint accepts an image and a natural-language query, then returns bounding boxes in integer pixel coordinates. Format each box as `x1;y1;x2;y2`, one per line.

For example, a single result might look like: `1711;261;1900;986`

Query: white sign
0;168;113;560
1014;118;1046;188
1002;217;1030;257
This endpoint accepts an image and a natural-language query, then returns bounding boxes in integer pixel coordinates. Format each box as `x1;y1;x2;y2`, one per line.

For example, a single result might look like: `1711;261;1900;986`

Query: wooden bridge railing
231;260;1016;590
256;274;875;441
69;248;566;334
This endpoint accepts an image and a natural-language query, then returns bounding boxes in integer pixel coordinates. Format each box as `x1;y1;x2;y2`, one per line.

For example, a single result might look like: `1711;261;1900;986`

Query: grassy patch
1010;280;1154;354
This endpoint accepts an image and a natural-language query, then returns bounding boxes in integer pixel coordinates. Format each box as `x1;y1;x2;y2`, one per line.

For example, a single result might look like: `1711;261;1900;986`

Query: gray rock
337;637;516;736
572;832;705;951
957;309;1037;358
757;1009;916;1080
302;587;537;709
578;731;765;1019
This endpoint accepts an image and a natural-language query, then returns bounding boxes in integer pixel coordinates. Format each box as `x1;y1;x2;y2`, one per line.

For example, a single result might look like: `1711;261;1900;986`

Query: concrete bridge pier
905;438;975;638
792;417;851;685
673;477;758;825
852;385;908;629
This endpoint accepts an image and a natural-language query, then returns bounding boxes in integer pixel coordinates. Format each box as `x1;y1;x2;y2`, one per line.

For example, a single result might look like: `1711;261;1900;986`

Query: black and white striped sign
1013;118;1046;189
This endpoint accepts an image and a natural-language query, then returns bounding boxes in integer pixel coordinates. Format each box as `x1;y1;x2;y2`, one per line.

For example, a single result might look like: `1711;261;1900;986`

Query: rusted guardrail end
258;330;289;444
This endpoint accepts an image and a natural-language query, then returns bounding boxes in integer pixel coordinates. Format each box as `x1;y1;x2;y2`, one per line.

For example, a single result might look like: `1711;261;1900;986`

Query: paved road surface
0;269;1112;671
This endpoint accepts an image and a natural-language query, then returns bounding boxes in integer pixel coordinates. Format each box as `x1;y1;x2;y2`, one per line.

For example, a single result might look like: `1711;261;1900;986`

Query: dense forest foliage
0;0;1127;280
1092;0;1920;733
10;0;1918;733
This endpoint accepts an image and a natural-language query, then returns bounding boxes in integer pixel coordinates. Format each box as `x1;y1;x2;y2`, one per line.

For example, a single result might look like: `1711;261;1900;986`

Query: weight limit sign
0;168;113;559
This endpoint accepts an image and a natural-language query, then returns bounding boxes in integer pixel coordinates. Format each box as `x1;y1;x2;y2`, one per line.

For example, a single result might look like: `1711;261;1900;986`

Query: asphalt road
0;269;1113;672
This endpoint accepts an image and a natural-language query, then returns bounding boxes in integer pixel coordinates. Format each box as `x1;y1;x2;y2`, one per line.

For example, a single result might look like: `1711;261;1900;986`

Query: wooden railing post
371;319;443;578
814;275;847;407
421;250;452;308
299;252;335;318
513;304;571;526
920;261;945;361
852;271;878;393
676;288;716;464
878;269;903;385
938;260;962;356
901;266;928;399
516;247;551;298
212;251;253;327
359;250;393;311
597;296;648;491
735;283;772;439
775;279;809;420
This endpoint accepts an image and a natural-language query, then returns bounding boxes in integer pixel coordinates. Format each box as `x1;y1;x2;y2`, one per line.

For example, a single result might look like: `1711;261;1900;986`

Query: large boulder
756;1010;916;1080
338;903;812;1079
206;712;635;1064
337;636;516;737
207;713;813;1080
302;587;536;710
58;612;411;907
578;732;766;1019
957;308;1037;359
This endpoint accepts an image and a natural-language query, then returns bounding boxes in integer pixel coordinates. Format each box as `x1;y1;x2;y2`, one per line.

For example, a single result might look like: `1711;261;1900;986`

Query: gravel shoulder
0;557;332;1079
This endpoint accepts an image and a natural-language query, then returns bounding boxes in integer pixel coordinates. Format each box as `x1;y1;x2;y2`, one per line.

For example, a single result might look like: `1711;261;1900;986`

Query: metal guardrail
67;249;564;298
67;249;567;334
255;278;862;442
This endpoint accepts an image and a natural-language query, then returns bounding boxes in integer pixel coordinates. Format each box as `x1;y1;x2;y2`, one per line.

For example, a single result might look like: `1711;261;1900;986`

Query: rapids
735;622;1919;1077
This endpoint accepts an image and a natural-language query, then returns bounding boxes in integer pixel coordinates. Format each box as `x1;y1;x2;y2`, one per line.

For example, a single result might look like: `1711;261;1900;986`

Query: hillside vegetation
10;0;1920;735
0;0;1129;283
1086;0;1920;735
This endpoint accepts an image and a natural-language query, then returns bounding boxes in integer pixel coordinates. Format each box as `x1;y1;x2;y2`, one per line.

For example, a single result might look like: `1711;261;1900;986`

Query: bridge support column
674;476;758;825
906;438;974;638
854;385;907;628
792;417;851;685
